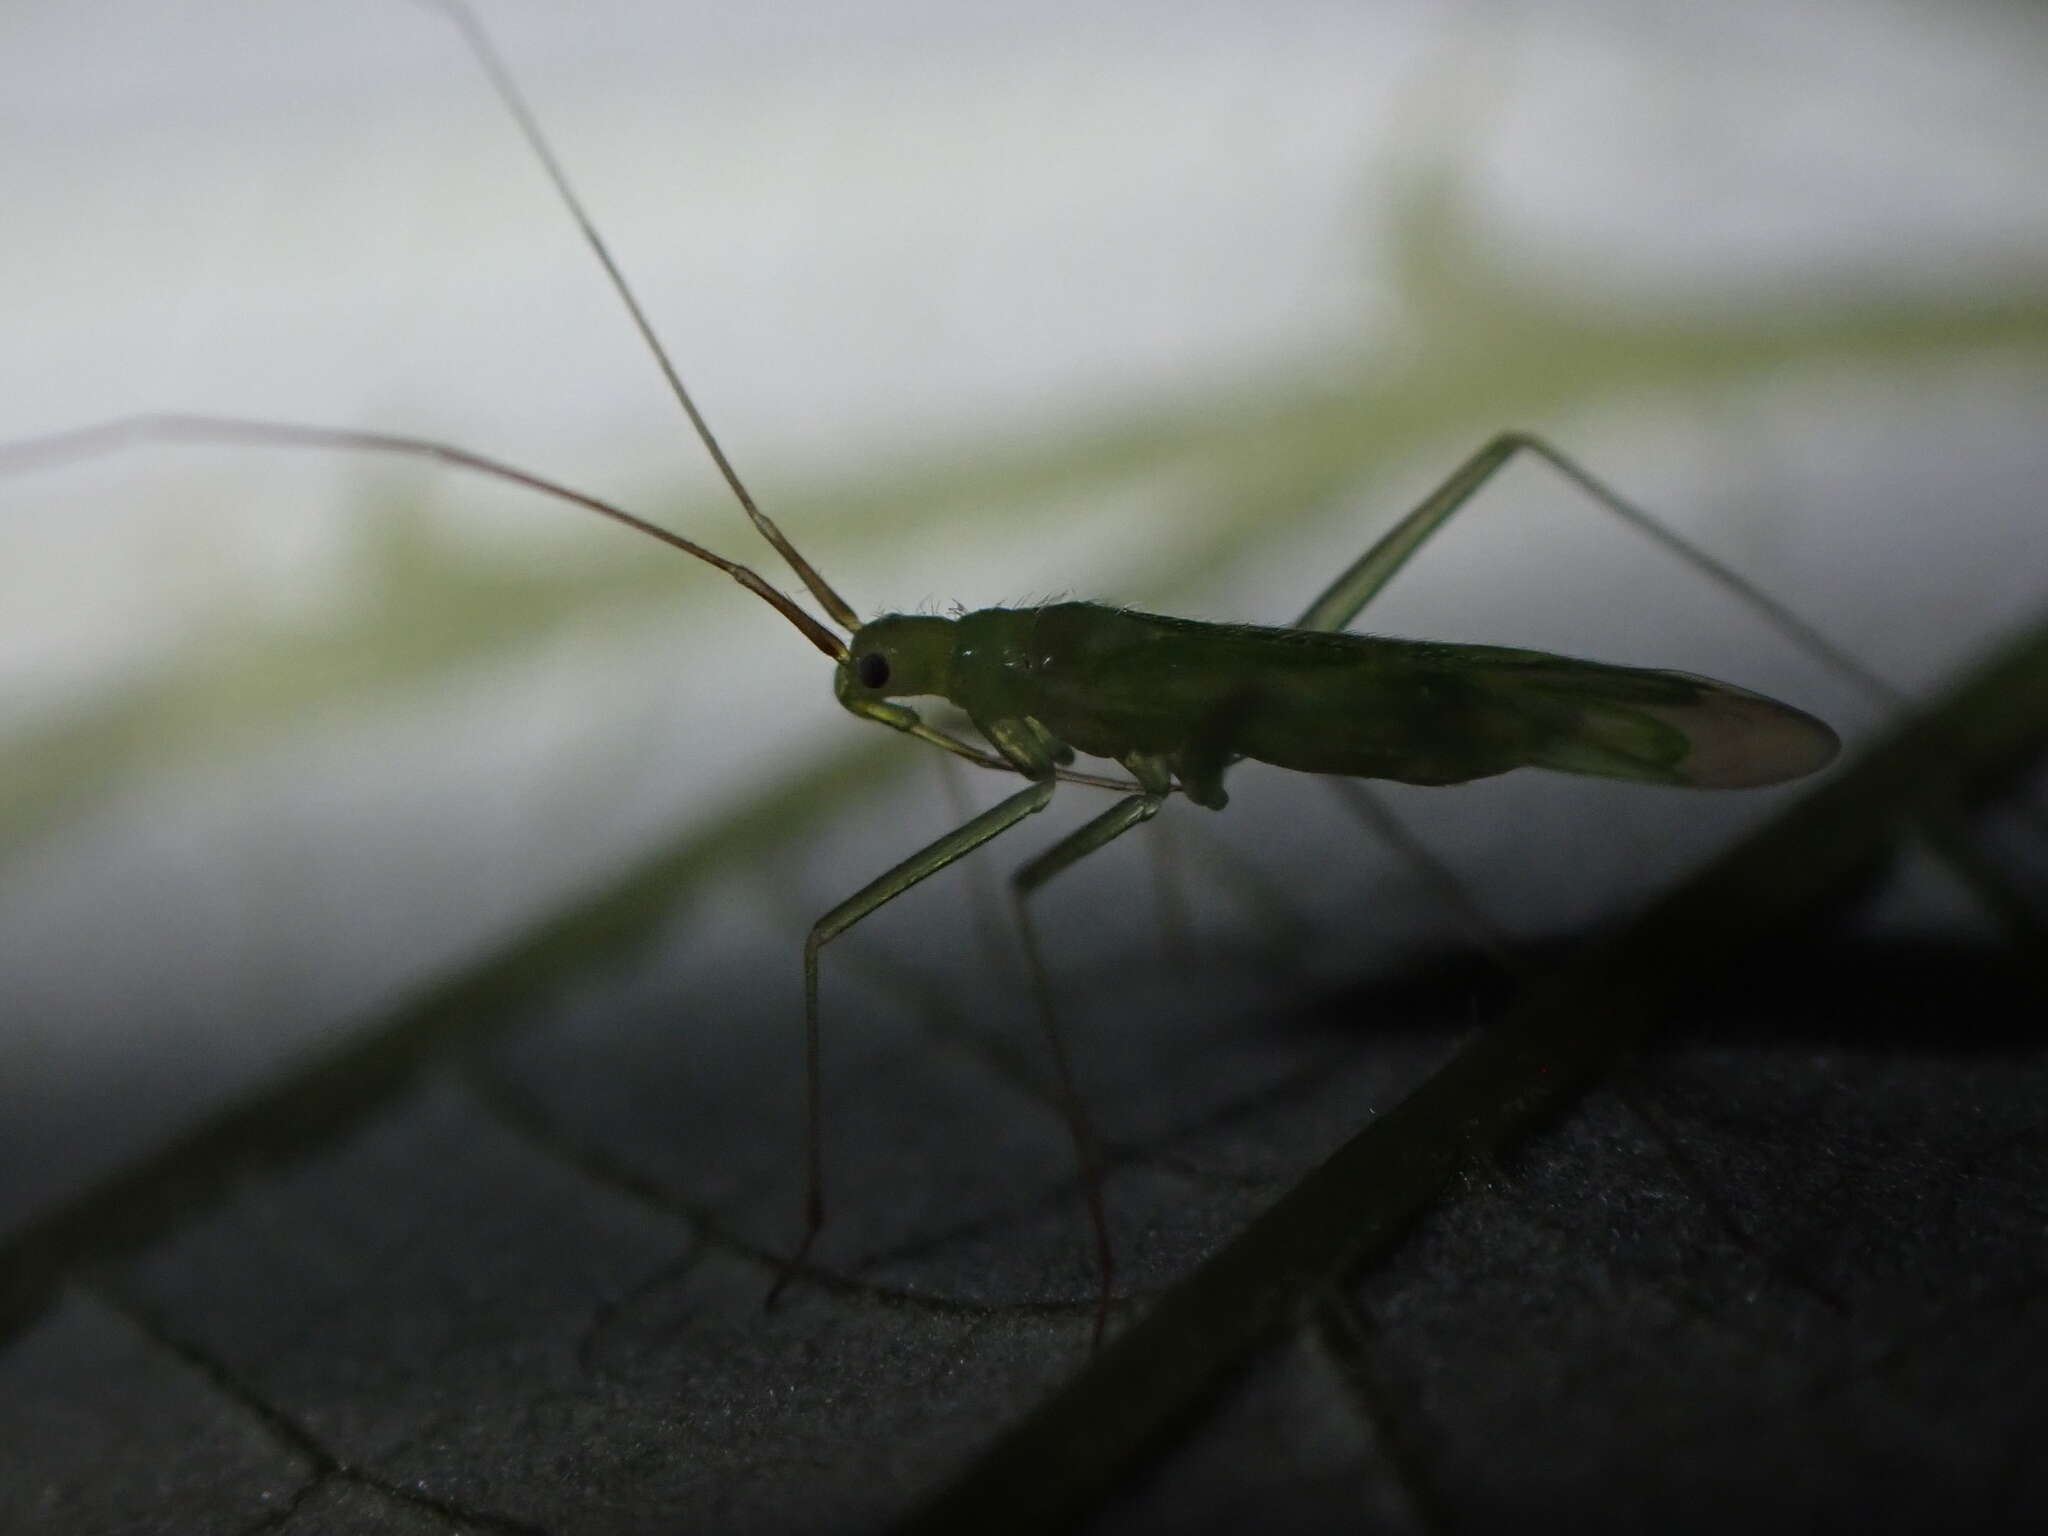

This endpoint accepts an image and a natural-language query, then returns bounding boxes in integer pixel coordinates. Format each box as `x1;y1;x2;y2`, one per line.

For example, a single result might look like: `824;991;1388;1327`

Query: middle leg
1007;753;1173;1349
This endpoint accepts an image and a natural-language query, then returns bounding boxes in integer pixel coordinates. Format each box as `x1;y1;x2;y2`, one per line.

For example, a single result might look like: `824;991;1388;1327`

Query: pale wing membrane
1464;655;1841;789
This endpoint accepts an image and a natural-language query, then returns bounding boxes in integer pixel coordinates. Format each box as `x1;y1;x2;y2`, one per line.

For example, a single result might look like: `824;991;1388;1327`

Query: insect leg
1007;759;1172;1348
770;778;1056;1307
936;750;1020;980
1291;430;1891;702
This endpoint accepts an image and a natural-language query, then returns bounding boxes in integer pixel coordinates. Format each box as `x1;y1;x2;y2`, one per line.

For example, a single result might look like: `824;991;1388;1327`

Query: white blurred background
2;0;2045;1230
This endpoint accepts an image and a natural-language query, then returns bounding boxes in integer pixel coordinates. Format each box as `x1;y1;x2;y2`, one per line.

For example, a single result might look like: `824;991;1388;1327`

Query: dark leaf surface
3;617;2043;1536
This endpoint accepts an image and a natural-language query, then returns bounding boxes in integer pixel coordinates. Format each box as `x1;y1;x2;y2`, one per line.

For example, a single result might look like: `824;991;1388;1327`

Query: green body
841;603;1839;807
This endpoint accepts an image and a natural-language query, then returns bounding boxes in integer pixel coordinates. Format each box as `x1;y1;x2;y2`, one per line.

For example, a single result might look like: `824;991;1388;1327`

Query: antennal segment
419;0;862;634
0;414;851;663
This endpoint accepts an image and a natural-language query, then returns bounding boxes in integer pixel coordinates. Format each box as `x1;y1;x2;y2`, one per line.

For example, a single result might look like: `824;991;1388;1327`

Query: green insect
3;1;1845;1346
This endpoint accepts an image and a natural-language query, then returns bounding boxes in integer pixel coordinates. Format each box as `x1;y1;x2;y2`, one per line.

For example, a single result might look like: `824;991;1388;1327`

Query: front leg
771;776;1056;1306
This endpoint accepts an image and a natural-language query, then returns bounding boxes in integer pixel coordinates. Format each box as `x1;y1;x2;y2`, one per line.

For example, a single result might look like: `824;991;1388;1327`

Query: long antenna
0;415;849;662
420;0;862;634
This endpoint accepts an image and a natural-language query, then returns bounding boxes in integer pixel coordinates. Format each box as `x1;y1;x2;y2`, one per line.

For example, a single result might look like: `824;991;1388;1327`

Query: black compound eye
855;652;891;690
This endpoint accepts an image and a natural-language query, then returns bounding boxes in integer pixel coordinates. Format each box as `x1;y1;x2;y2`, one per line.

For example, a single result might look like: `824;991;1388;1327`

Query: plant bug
1;1;1876;1351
